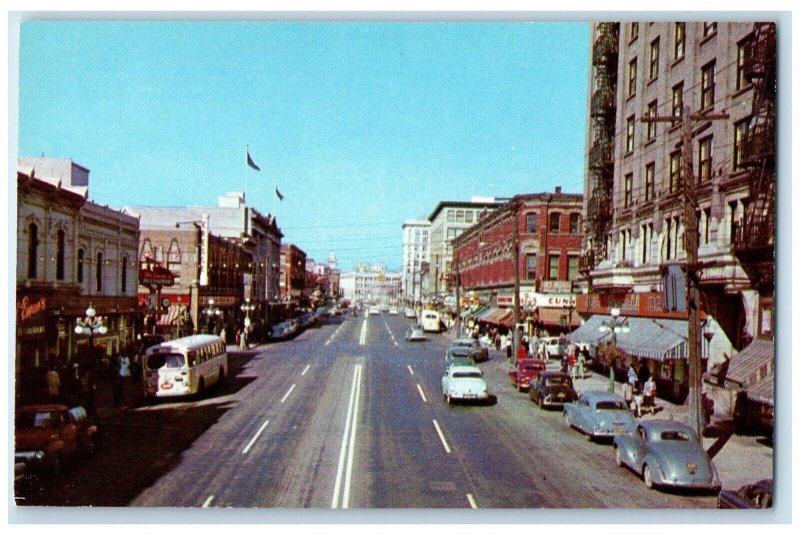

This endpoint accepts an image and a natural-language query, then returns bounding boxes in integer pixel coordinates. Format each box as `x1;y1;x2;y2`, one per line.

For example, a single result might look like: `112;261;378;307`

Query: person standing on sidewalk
46;366;61;400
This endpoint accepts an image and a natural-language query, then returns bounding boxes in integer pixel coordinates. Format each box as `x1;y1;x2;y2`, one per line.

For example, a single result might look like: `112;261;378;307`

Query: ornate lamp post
598;307;630;392
74;304;108;348
203;298;222;334
241;299;256;331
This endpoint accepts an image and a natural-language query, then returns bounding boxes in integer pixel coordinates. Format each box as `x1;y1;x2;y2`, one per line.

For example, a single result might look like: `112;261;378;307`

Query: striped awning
568;314;714;361
157;304;186;326
477;308;513;327
725;339;774;387
747;371;774;407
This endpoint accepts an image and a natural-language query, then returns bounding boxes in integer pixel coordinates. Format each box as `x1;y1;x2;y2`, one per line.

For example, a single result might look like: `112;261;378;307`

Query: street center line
467;494;478;509
332;365;362;508
407;365;414;375
301;364;310;376
432;419;451;453
242;419;270;454
359;320;368;346
342;364;362;509
202;495;215;508
280;384;296;403
416;384;428;403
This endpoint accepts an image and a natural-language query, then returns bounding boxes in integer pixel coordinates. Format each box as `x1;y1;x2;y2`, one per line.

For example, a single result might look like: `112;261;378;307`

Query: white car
441;365;489;404
369;306;380;315
405;326;427;342
389;307;399;315
404;307;416;319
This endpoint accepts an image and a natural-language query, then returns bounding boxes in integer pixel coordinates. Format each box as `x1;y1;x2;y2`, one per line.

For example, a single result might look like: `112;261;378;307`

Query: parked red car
15;404;99;476
509;358;547;391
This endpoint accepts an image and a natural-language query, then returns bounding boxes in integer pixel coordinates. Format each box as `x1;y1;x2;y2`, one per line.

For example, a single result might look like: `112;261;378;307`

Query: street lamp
241;299;256;330
598;307;630;392
74;304;108;346
203;298;222;334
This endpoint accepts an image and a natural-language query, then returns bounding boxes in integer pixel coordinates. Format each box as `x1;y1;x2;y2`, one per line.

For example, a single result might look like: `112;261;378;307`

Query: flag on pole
275;187;284;201
246;149;261;171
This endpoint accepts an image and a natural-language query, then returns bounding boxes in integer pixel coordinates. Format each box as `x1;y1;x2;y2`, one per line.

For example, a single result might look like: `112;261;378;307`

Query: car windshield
453;371;482;379
595;400;628;411
546;377;570;386
660;430;692;441
145;353;186;370
16;411;60;429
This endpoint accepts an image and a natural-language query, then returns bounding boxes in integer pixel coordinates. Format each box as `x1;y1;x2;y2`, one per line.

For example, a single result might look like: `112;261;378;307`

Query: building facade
339;263;402;306
427;198;501;299
16;160;140;399
452;189;584;335
577;21;774;407
280;243;307;303
401;219;430;304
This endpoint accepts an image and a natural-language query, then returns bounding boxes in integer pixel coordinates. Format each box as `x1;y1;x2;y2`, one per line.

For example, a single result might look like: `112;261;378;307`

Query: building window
526;212;538;233
737;38;752;91
621;230;628;261
549;212;561;233
669;151;682;193
77;248;85;284
645;162;655;202
646;100;657;141
624;173;633;208
27;223;39;279
121;256;128;293
700;61;716;110
548;254;559;280
628;57;637;96
569;213;580;234
629;22;639;42
641;223;652;264
56;229;66;280
567;256;579;281
698;136;713;182
674;22;685;59
703;22;718;37
665;218;673;260
734;119;750;170
456;210;465;223
465;211;473;223
649;38;660;79
447;210;455;222
96;251;103;293
703;208;711;245
626;115;636;153
526;253;537;280
672;82;684;119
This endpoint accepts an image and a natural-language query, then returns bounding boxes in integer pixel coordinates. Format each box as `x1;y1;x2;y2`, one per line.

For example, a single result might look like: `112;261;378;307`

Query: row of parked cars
454;339;772;506
271;306;346;340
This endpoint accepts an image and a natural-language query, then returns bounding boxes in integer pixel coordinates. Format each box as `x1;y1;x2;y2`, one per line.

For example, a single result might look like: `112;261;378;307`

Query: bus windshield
146;353;186;370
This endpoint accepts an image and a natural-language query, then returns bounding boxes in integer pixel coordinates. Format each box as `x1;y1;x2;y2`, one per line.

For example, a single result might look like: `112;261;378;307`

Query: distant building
401;219;430;304
280;243;307;303
339;263;402;305
427;198;503;299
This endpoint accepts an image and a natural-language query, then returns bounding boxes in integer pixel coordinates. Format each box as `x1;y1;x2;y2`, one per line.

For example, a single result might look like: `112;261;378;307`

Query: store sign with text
498;292;576;308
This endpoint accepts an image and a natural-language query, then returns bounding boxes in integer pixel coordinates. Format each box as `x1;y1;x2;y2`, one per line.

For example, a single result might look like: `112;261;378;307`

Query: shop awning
747;371;774;407
157;304;186;326
569;314;713;361
534;307;582;328
724;338;774;387
477;308;513;327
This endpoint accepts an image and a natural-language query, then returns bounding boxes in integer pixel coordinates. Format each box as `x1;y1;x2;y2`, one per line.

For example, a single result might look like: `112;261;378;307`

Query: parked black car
529;372;578;409
717;479;773;508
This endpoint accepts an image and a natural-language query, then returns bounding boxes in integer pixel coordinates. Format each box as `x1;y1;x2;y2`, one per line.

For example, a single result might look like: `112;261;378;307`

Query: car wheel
614;446;624;467
447;393;452;405
218;366;225;385
197;377;206;398
643;464;654;489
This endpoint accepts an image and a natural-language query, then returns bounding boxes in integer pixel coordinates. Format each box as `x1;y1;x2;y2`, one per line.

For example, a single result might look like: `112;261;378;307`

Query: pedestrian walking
235;329;242;349
46;366;61;399
576;351;586;378
219;327;227;345
239;327;248;350
643;375;657;407
627;364;638;393
560;354;569;374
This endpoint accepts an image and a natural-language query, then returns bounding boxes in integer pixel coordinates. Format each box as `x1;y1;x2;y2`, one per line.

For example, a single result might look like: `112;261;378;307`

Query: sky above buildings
16;20;590;272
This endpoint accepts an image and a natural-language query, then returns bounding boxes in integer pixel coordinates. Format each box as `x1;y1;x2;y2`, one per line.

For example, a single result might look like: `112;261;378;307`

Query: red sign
17;296;47;322
577;292;705;320
139;263;175;287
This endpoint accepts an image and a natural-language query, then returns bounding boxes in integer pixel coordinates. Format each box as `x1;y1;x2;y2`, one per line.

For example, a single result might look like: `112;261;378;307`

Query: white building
339;263;402;305
401;219;430;303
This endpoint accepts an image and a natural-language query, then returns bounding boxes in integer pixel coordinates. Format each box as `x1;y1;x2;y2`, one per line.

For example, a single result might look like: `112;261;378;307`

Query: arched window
27;223;39;279
56;229;66;280
121;255;128;293
96;251;103;293
77;248;85;283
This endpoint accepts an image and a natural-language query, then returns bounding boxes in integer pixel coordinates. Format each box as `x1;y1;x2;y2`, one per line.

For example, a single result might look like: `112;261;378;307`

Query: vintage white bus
143;334;228;398
420;310;443;333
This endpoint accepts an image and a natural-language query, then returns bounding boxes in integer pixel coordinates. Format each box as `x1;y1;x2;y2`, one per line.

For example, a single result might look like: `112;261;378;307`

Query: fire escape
733;22;776;295
580;22;619;277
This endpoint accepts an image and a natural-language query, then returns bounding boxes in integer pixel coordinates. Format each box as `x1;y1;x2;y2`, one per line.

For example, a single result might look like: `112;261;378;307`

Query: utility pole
643;105;728;439
454;256;461;339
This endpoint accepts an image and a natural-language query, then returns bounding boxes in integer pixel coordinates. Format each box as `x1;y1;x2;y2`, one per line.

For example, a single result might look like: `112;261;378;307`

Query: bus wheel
197;378;206;398
218;367;225;385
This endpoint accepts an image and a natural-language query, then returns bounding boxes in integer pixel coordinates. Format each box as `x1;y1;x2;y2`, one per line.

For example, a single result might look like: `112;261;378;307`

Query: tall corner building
576;22;775;416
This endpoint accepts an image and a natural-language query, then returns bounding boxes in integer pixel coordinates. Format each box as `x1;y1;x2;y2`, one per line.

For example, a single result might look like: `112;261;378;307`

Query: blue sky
17;21;590;272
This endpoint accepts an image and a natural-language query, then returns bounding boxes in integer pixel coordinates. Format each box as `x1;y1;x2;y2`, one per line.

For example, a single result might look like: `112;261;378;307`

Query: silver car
441;365;489;404
563;391;637;441
405;326;427;342
613;420;721;491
